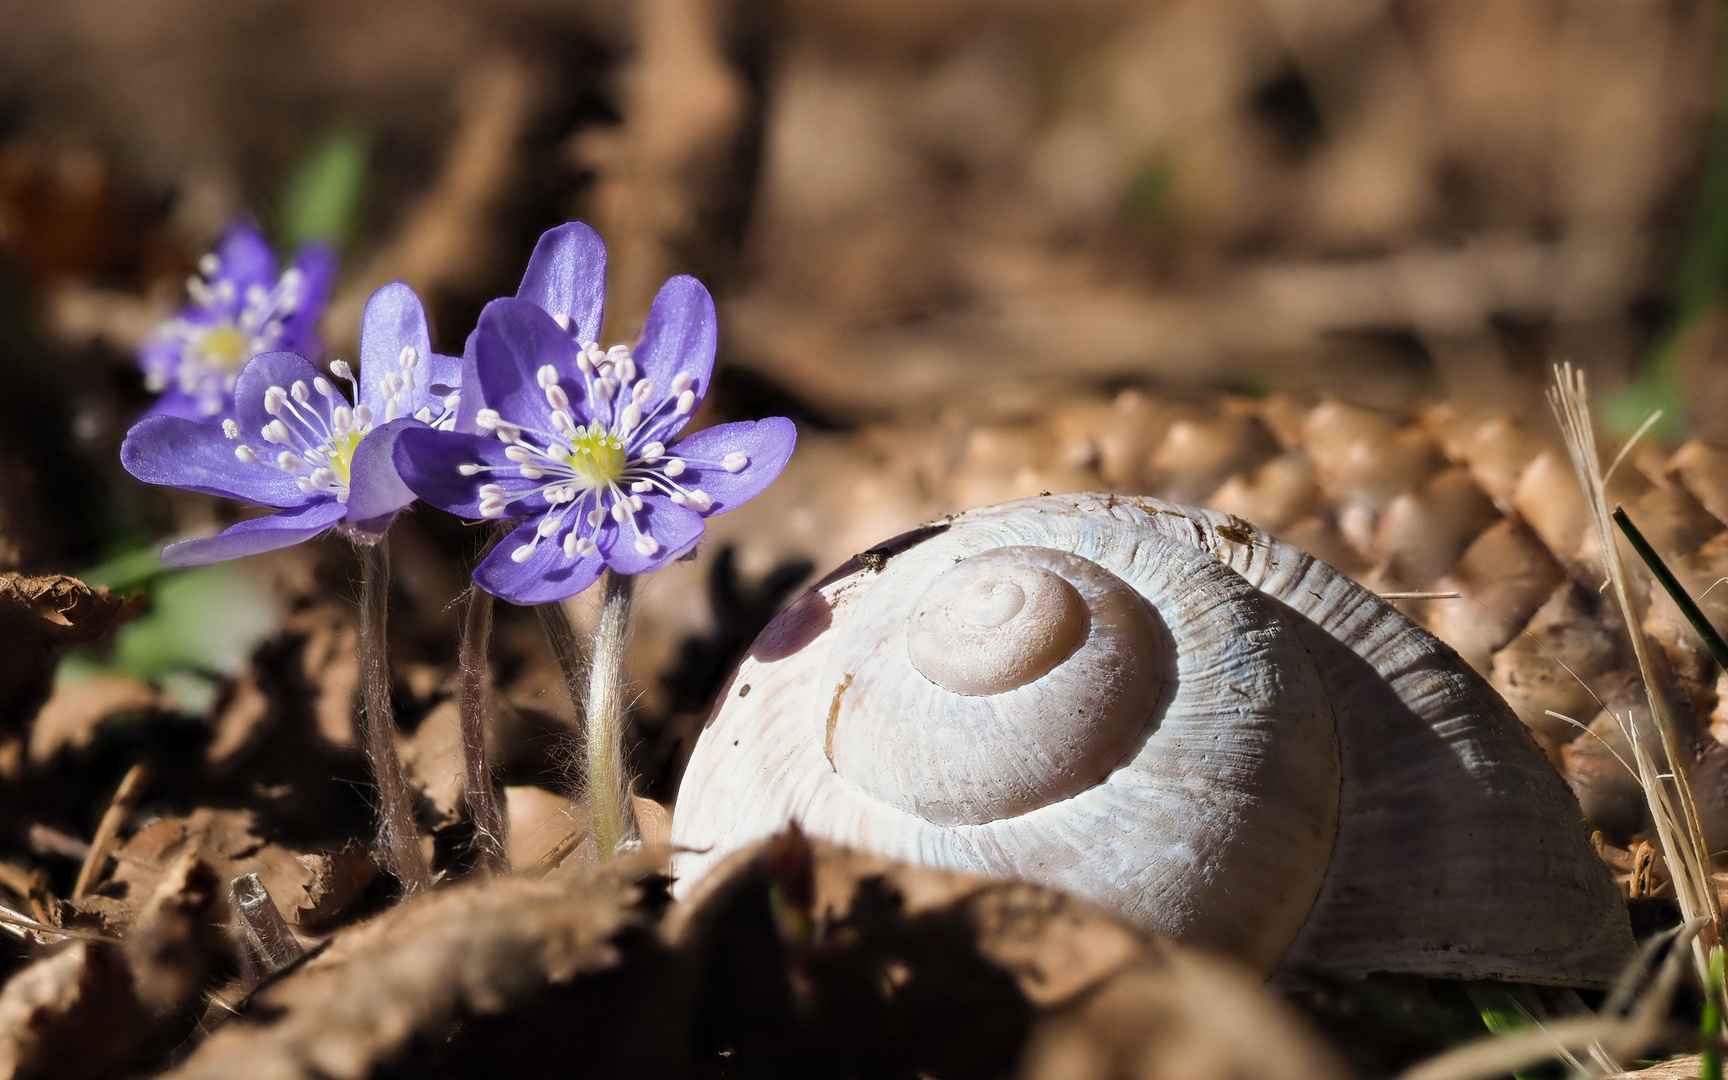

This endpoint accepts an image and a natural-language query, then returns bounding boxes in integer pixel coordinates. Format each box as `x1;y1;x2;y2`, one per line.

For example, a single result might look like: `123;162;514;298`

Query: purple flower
122;283;460;565
139;221;336;421
393;224;795;604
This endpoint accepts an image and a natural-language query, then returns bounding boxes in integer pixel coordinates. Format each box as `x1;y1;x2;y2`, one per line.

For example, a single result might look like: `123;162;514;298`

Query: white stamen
620;404;642;433
511;544;535;563
631;480;653;493
628;494;643;512
520;465;545;479
292;380;310;404
594;378;617;402
632;380;653;405
264;387;288;415
505;445;535;463
688;489;713;512
671;492;687;505
537;365;559;389
675;390;695;415
553;313;571;332
331;360;354;381
640;442;665;463
459;464;482;476
723;452;749;473
314;376;334;398
444;393;461;412
588;509;604;527
551;411;574;433
235;445;259;464
476;409;502;430
480;501;506;518
333;405;353;431
384;400;399;422
263;420;291;445
663;458;685;477
399;346;419;368
277;451;305;473
222;419;240;439
671;372;693;393
538;517;561;538
635;535;659;556
198;254;220;278
577;536;599;557
546;384;570;410
563;532;579;556
354;405;373;428
415;407;433;423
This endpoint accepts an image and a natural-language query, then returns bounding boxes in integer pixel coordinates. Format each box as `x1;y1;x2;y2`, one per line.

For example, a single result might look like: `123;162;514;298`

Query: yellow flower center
327;427;365;486
194;322;251;372
565;423;627;488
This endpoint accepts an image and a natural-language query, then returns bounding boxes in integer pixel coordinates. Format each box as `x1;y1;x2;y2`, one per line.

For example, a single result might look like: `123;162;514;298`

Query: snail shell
671;493;1634;983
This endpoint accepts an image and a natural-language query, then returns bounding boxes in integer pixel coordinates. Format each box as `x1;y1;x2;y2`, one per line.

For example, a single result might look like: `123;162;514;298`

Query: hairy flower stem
356;537;431;893
459;584;507;874
585;570;638;858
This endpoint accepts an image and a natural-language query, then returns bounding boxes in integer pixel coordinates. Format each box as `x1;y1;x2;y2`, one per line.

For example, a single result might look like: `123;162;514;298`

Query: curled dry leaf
0;574;139;737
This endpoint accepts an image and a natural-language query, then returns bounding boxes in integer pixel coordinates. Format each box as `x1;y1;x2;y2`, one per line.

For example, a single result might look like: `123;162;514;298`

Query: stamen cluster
460;343;743;565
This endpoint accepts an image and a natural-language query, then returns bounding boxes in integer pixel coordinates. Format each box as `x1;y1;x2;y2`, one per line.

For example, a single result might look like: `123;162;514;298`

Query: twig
355;537;431;894
71;762;148;901
459;583;507;874
231;872;307;988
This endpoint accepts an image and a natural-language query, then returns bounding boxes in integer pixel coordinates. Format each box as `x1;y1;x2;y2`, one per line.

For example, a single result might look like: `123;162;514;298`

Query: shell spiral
671;493;1635;984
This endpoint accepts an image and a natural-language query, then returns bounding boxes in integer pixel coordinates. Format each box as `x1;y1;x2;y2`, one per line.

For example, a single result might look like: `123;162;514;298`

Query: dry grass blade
1550;363;1723;984
1397;920;1704;1080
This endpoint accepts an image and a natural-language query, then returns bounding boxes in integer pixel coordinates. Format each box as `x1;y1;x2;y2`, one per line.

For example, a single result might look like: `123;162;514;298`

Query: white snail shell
671;493;1634;983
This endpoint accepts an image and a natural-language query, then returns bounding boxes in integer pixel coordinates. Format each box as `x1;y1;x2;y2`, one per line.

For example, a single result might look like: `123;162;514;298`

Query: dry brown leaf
0;574;139;736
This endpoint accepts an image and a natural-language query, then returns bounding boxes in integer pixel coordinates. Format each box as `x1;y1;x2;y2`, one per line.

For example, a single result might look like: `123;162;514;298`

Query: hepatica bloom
122;283;460;565
394;224;795;604
139;221;335;421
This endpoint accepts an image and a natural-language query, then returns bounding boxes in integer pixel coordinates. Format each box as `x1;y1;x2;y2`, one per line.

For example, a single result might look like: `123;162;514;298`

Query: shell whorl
830;545;1165;825
670;493;1636;985
678;499;1343;971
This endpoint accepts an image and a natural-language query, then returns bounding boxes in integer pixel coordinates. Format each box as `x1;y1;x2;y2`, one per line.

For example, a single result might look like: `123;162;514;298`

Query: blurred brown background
1;0;1721;420
2;0;1727;783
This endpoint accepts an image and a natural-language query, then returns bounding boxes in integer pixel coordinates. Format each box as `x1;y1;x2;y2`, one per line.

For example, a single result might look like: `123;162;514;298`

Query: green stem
1614;507;1728;670
584;570;638;858
537;586;640;859
1705;946;1725;1080
356;537;431;893
458;584;507;874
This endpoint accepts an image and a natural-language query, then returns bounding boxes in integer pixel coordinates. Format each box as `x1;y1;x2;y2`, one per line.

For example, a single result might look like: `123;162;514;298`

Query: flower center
327;426;365;486
193;322;251;372
565;422;627;488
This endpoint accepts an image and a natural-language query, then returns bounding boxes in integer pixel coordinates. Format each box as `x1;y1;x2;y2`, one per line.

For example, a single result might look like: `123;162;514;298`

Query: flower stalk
458;582;508;874
356;536;431;893
535;574;639;861
584;569;638;858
